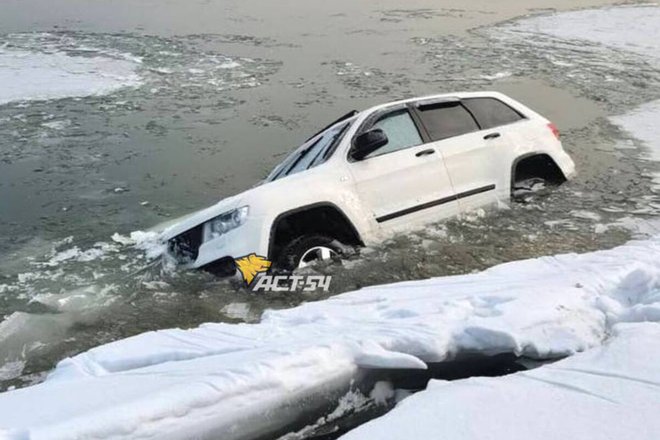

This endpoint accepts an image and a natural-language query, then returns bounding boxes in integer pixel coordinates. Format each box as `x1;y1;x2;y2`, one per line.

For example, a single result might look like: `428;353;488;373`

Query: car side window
462;97;524;130
364;110;423;159
417;102;479;141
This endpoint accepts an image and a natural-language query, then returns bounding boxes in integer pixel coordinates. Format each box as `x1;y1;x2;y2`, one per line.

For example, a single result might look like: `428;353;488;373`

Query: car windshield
265;119;353;182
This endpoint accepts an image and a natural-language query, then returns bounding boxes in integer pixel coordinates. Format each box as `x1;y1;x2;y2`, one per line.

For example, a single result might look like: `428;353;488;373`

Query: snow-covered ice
512;5;660;191
341;322;660;440
509;4;660;191
508;5;660;67
0;49;141;105
1;234;660;439
611;100;660;191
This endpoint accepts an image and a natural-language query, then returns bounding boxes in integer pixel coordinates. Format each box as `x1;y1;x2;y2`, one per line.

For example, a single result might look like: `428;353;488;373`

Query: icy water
2;0;660;391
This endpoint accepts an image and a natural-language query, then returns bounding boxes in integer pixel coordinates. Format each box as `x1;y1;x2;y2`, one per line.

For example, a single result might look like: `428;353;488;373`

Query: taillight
548;122;560;139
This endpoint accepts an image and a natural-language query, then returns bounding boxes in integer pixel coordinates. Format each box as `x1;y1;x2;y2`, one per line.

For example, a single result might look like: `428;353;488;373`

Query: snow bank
0;49;141;105
1;235;660;439
341;322;660;440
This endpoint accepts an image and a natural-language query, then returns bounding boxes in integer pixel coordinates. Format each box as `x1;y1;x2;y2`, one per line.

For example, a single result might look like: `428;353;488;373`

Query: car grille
167;224;203;264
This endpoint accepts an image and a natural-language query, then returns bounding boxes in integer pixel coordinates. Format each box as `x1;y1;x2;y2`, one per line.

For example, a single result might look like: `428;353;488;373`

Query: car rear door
412;98;505;212
347;106;458;227
461;96;528;192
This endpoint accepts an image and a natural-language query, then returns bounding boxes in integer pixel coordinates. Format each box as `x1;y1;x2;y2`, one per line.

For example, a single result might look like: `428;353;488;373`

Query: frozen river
2;0;660;393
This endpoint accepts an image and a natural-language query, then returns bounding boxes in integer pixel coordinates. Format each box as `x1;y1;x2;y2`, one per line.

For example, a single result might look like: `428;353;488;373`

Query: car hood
160;193;245;241
160;167;335;241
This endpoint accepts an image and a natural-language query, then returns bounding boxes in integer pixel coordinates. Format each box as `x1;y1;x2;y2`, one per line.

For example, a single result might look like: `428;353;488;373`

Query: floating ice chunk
0;50;141;105
217;60;241;69
221;302;252;320
479;71;512;80
0;361;25;382
570;210;601;221
110;230;164;259
110;232;133;245
40;120;71;130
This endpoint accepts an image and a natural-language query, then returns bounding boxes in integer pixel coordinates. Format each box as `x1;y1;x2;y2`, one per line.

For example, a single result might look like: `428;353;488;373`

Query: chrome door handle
415;148;436;157
483;132;501;140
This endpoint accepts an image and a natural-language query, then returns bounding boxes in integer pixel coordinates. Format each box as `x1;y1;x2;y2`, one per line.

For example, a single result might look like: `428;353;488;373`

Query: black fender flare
267;202;363;260
510;152;565;192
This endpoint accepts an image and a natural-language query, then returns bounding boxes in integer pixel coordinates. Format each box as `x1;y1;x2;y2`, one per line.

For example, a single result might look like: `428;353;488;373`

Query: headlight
203;206;249;242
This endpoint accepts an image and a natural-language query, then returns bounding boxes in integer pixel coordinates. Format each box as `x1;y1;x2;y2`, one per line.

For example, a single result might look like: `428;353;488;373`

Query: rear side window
417;102;479;141
462;97;524;130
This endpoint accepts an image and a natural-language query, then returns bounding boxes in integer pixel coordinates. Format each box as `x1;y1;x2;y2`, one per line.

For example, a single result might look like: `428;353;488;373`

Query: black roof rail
305;110;359;142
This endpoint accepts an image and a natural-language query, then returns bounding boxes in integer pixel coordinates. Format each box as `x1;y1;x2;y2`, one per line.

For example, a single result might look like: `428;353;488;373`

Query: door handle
415;148;436;157
483;132;501;140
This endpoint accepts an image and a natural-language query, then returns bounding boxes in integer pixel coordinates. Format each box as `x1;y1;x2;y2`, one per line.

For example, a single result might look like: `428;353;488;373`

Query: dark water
2;0;660;390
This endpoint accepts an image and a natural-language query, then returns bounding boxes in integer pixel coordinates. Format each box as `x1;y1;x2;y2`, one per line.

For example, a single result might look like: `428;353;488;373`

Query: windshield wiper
281;137;322;177
319;123;349;162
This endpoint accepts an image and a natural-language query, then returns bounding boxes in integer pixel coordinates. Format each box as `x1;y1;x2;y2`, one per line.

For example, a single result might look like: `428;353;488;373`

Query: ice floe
611;100;660;191
0;49;141;105
1;234;660;438
509;5;660;67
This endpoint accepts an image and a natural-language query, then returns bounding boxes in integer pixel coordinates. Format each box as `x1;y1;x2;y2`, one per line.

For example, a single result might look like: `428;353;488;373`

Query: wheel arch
510;152;567;194
267;202;364;261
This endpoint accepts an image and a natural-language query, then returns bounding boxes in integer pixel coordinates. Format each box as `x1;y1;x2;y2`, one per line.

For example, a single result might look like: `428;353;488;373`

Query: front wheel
275;234;349;272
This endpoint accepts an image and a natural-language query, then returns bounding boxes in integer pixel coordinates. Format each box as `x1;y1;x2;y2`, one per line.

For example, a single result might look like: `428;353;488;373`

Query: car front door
347;106;458;228
413;99;502;213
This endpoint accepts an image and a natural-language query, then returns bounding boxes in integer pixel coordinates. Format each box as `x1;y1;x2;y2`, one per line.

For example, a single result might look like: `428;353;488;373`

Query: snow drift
1;235;660;439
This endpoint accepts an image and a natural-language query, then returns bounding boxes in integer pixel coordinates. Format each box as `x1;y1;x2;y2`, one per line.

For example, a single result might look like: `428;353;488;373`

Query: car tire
512;177;551;201
275;234;348;272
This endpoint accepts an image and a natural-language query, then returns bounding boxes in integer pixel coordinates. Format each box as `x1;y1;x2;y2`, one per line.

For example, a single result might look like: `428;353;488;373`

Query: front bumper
166;217;267;272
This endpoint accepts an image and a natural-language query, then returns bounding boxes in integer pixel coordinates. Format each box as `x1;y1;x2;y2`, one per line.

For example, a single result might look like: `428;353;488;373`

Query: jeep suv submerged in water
163;92;575;274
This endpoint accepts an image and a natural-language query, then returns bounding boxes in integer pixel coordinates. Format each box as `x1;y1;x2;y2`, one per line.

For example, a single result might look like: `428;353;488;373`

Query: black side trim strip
375;184;496;223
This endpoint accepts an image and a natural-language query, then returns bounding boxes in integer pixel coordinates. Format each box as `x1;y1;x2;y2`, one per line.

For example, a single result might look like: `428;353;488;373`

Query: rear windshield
462;97;524;130
266;120;352;182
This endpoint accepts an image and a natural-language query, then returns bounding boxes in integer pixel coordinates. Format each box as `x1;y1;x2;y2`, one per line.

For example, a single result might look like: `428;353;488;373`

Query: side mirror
351;129;388;161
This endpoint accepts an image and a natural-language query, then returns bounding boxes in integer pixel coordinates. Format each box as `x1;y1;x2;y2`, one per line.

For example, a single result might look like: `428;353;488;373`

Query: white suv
162;91;575;274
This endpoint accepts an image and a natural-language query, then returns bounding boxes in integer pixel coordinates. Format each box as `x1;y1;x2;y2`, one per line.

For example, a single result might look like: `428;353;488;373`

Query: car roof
360;91;507;116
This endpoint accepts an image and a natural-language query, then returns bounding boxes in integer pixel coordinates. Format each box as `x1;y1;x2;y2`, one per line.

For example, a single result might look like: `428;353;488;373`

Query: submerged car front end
161;113;361;275
161;194;267;275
